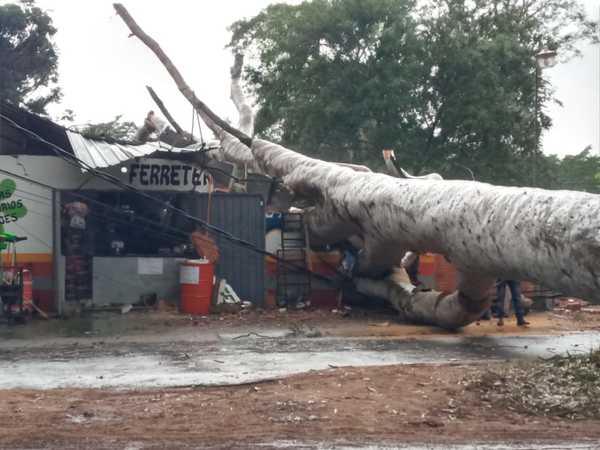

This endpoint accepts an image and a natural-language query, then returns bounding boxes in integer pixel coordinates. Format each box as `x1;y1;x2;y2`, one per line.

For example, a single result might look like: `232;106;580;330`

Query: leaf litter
466;349;600;419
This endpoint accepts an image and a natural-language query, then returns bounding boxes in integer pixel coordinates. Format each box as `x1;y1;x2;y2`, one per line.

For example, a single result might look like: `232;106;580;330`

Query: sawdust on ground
168;306;600;337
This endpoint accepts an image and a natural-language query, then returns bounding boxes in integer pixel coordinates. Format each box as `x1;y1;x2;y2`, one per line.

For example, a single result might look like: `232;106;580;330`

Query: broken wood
146;85;185;136
31;302;48;319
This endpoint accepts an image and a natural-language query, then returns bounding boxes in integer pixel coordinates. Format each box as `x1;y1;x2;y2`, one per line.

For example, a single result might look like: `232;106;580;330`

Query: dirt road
1;364;600;449
1;309;600;448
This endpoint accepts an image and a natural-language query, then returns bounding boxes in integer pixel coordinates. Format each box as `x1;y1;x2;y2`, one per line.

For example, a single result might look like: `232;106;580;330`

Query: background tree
538;148;600;193
231;0;597;185
0;0;61;115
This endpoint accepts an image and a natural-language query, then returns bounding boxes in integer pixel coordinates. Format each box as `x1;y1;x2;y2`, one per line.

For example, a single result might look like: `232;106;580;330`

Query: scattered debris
368;321;390;327
581;306;600;315
216;279;242;305
554;298;589;312
231;331;273;340
467;349;600;419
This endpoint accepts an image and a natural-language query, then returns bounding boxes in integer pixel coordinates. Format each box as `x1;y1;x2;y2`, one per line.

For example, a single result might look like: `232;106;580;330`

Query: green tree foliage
230;0;597;185
77;116;138;142
538;149;600;193
0;0;61;114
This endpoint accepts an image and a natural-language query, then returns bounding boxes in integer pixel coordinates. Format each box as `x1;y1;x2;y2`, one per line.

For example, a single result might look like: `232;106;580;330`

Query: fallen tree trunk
114;3;600;329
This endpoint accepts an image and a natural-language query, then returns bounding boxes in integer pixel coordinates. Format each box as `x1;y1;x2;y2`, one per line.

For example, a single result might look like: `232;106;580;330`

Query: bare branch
146;85;185;136
230;53;254;136
113;3;252;148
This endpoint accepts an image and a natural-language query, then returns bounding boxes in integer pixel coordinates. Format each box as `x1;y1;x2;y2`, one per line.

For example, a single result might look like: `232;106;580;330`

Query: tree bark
248;136;600;306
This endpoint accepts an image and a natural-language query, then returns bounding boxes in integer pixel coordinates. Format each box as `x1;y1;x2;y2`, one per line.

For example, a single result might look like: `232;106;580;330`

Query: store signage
0;179;28;228
125;159;210;192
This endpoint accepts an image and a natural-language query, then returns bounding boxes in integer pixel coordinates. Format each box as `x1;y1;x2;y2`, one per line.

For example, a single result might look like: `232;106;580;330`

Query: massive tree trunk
114;3;600;329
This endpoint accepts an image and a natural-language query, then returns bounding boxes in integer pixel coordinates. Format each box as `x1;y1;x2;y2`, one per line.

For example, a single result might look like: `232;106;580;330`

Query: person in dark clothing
405;253;421;286
496;279;529;326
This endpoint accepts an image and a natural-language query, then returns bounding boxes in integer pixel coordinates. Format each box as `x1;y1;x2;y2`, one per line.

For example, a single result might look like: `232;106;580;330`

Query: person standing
496;280;529;326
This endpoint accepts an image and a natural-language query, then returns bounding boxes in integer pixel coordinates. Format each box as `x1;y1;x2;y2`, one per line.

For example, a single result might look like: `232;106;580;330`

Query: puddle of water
2;332;600;390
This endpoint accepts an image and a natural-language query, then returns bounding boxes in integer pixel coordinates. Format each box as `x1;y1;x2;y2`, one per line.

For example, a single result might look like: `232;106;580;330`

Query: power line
0;134;339;285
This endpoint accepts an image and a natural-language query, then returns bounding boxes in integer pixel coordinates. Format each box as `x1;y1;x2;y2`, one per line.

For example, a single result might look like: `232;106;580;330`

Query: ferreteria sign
123;158;211;192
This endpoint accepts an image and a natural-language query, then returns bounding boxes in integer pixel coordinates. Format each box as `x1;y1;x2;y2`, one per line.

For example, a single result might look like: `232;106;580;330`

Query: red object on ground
180;259;214;315
21;268;33;312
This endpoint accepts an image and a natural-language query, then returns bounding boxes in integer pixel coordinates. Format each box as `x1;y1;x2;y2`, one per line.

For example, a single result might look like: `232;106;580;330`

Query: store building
0;102;265;314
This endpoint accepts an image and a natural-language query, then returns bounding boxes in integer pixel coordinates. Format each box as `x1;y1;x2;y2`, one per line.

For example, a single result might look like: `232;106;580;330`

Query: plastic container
180;259;214;314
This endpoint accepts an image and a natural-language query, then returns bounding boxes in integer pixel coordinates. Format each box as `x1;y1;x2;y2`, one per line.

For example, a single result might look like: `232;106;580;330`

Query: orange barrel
180;259;214;314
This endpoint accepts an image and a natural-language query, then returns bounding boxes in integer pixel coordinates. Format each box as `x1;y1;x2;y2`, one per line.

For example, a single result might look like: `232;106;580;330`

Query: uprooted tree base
113;3;600;330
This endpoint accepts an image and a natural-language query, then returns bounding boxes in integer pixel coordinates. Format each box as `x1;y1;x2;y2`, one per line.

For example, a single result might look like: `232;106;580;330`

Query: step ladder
276;212;311;306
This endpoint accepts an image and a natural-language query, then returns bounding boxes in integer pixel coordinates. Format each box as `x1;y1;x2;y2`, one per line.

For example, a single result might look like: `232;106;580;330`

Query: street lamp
532;48;557;186
536;49;557;69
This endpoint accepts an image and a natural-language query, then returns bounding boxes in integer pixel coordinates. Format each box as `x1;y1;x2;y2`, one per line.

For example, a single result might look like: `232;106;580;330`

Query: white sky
21;0;600;157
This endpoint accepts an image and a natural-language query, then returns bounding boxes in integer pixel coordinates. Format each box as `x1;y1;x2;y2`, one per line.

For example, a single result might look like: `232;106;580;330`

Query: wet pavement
1;318;600;389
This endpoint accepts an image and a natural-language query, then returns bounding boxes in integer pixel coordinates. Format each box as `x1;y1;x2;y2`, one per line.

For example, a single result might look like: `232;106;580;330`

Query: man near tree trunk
496;280;530;327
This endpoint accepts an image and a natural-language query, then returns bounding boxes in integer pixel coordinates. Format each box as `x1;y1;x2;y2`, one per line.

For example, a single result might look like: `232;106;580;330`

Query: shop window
61;191;197;257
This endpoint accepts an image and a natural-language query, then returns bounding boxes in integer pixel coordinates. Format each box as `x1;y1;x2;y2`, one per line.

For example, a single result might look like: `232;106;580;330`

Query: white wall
0;157;58;254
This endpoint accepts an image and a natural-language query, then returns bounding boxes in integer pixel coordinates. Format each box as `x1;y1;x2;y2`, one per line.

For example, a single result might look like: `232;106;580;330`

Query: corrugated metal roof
66;130;219;169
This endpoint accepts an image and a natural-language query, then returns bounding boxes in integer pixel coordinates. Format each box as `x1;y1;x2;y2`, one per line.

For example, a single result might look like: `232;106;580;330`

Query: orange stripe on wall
13;253;53;264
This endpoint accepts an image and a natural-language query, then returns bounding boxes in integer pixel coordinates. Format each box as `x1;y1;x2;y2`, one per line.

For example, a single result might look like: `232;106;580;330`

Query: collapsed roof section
65;130;218;169
0;101;222;170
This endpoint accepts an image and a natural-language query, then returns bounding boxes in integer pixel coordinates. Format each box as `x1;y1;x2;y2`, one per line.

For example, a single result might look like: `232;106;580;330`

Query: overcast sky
27;0;600;158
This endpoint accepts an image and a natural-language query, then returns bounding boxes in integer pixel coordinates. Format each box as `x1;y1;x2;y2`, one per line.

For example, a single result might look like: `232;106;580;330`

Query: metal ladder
276;212;311;306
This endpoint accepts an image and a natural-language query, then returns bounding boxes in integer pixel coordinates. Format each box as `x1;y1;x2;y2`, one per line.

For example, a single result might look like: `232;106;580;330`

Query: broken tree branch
113;3;252;147
146;85;185;135
230;53;254;136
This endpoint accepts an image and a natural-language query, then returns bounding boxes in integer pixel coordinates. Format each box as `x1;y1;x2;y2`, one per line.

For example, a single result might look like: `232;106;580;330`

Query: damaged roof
1;101;217;169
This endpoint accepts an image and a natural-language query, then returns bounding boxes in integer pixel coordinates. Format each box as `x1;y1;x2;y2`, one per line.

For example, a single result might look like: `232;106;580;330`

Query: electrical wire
10;221;52;250
1;113;261;245
0;131;338;286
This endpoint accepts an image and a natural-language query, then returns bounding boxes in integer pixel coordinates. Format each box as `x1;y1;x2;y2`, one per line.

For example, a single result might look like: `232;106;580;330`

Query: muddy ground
1;308;600;448
2;364;600;449
2;306;600;346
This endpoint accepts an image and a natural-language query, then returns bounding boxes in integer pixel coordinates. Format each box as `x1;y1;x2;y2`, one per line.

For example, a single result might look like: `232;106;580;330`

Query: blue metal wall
188;193;265;305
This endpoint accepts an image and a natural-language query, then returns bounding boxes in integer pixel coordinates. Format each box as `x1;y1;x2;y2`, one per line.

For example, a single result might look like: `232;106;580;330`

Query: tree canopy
538;148;600;194
230;0;597;185
0;0;61;114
